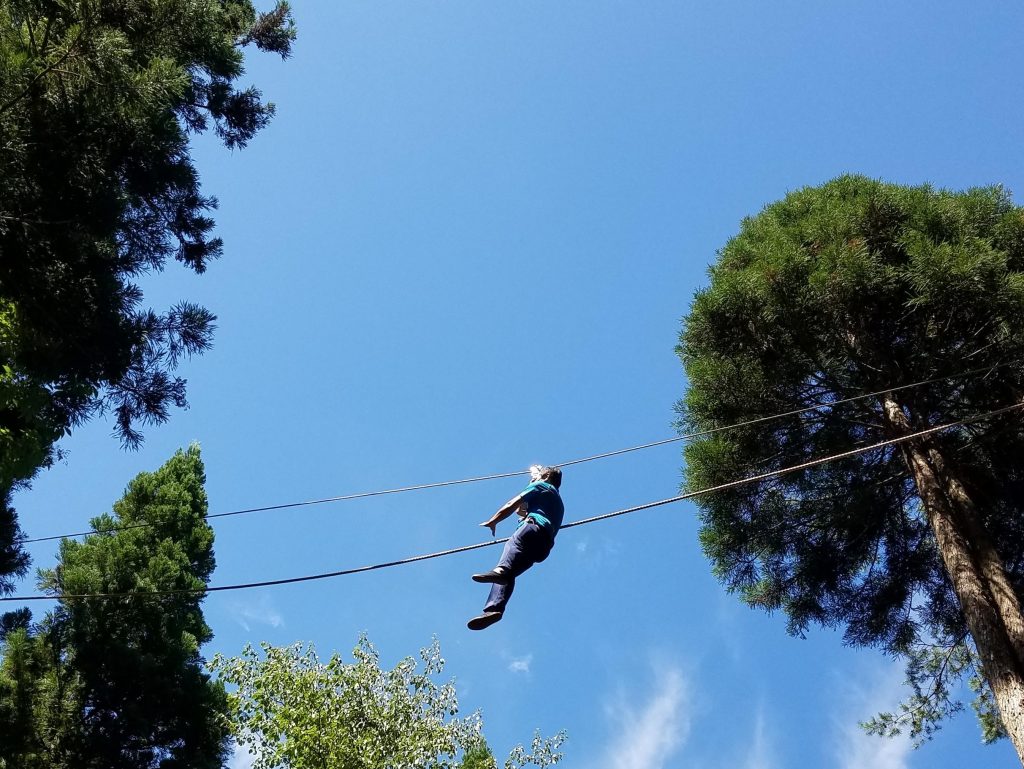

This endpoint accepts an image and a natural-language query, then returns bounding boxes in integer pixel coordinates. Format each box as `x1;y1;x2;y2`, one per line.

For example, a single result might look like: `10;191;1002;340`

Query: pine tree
677;176;1024;759
0;445;228;768
0;0;295;589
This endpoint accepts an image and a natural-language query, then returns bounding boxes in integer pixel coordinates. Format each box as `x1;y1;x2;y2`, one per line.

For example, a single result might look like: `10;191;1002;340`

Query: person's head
539;466;562;489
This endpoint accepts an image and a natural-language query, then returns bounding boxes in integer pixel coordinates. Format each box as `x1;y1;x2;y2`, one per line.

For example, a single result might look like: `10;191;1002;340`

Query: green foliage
0;626;59;768
212;636;566;769
0;492;29;594
677;175;1024;742
460;741;499;769
503;731;566;769
0;300;63;496
861;642;971;746
0;0;295;589
0;445;229;768
862;640;1008;748
968;669;1009;744
0;0;295;449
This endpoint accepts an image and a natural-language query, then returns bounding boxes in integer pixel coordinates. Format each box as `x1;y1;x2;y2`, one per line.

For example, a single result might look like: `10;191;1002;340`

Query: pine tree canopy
0;0;295;595
677;175;1024;742
0;0;295;481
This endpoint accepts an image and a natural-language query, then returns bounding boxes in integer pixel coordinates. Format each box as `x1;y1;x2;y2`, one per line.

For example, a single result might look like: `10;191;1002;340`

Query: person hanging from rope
467;465;564;630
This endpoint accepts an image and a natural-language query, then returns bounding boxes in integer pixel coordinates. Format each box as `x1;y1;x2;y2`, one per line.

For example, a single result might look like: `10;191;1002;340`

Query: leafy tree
0;445;229;768
212;636;566;769
677;176;1024;760
0;0;295;587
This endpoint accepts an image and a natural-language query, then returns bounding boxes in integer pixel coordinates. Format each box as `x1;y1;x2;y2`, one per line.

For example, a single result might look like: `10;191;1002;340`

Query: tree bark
924;444;1024;666
882;394;1024;764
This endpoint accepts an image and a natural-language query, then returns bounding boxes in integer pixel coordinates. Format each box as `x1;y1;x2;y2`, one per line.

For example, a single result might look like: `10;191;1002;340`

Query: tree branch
0;24;88;116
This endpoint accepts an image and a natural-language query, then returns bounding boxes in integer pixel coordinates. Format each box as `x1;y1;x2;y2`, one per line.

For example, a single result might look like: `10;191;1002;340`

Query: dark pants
484;520;553;614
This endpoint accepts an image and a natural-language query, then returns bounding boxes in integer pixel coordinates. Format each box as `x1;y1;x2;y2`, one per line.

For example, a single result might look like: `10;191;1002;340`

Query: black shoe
471;568;510;584
467;611;503;630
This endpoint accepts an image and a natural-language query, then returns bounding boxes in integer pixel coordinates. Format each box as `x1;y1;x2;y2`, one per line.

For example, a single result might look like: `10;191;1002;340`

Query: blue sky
10;0;1024;766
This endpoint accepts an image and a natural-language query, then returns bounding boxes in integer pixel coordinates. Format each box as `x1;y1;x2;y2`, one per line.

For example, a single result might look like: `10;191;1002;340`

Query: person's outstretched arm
480;494;525;536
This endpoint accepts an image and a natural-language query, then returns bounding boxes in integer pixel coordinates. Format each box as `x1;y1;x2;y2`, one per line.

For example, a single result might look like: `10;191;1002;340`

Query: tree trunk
882;394;1024;764
924;444;1024;665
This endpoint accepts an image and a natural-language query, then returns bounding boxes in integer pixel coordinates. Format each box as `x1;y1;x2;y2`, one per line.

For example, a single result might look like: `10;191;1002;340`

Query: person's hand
480;521;497;536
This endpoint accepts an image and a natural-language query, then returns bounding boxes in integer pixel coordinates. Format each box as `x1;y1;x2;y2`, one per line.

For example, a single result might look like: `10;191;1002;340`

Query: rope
6;401;1018;603
19;360;1014;545
20;474;525;545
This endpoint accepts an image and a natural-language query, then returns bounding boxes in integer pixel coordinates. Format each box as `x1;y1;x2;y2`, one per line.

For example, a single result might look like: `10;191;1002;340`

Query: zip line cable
20;472;527;544
18;360;1016;546
5;401;1020;603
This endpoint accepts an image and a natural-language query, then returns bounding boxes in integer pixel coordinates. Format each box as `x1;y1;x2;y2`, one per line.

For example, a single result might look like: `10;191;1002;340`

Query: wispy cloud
227;595;284;633
508;654;533;674
600;664;689;769
575;536;620;568
744;705;776;769
833;662;913;769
